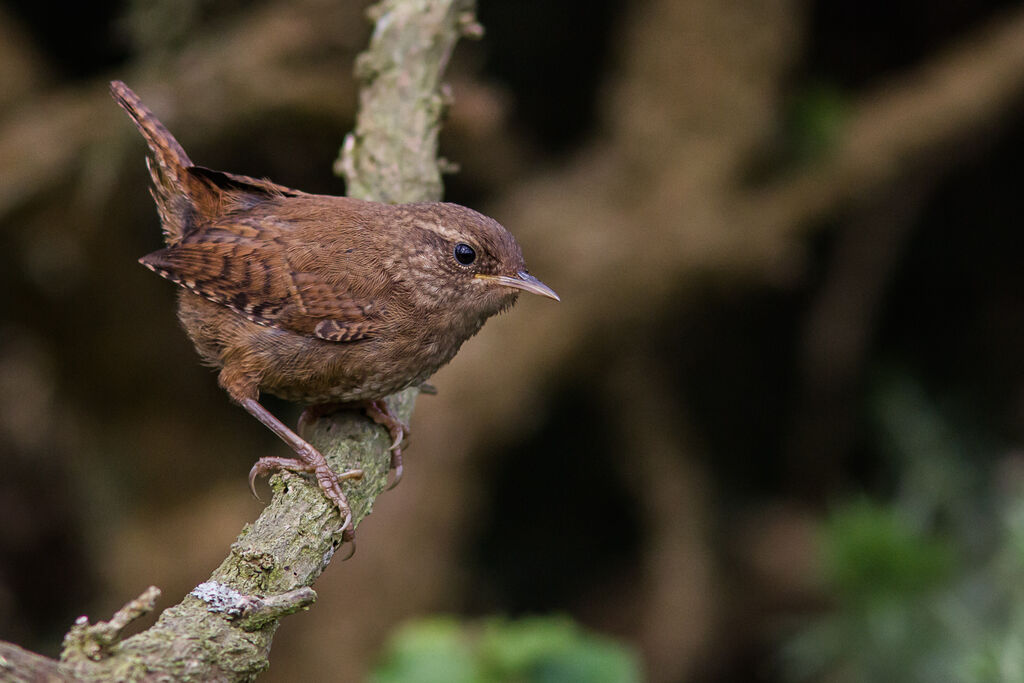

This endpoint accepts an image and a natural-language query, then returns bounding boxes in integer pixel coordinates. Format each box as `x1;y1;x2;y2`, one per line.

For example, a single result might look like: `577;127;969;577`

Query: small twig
191;581;318;632
61;587;161;661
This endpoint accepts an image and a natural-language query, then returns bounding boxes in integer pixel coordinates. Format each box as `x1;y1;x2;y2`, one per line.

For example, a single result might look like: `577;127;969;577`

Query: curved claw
249;456;360;537
386;457;404;491
364;400;409;452
249;456;314;501
389;428;404;452
338;509;353;535
248;465;264;501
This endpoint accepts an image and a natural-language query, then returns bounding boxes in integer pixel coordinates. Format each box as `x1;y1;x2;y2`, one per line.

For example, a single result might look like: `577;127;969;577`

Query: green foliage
785;500;961;683
823;500;955;602
371;616;642;683
370;618;479;683
783;370;1024;683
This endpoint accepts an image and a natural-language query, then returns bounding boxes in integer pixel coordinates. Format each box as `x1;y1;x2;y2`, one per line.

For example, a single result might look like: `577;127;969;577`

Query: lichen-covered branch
339;0;480;201
52;389;419;681
4;2;474;680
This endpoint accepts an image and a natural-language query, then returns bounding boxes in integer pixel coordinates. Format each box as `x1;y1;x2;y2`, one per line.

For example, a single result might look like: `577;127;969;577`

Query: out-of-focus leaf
372;615;641;683
370;617;481;683
823;499;956;602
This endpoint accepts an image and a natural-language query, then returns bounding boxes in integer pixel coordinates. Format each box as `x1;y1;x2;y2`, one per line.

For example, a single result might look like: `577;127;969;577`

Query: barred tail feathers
110;81;194;245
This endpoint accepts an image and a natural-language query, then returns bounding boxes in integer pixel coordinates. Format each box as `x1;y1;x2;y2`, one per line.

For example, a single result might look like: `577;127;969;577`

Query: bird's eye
453;243;476;266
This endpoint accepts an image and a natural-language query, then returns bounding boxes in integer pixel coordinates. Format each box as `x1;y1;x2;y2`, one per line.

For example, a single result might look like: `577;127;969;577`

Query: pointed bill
475;272;560;301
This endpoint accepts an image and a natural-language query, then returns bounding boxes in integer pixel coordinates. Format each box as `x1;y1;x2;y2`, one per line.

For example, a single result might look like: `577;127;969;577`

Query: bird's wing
139;222;380;342
188;166;306;200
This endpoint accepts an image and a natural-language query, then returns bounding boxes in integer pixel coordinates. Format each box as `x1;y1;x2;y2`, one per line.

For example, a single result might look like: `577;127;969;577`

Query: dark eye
453;243;476;266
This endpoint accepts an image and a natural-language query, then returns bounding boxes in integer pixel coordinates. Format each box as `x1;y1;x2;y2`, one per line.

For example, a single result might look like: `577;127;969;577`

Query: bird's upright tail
110;81;195;246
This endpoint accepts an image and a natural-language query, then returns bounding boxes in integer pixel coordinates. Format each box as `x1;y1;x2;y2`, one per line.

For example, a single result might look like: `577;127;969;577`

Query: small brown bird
111;81;558;533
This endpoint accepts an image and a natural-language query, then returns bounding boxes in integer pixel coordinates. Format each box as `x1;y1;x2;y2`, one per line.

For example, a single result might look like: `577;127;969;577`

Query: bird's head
395;202;559;320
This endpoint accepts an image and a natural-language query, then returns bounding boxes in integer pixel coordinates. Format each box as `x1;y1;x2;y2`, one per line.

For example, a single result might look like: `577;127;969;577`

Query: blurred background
3;0;1024;680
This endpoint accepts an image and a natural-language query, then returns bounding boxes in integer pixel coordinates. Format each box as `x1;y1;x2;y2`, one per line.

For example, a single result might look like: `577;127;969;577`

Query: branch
4;1;474;680
339;0;480;200
0;0;366;222
741;6;1024;241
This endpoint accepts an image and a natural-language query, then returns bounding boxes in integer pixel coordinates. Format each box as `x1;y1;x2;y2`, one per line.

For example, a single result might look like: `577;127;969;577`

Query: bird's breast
255;308;485;404
178;292;488;405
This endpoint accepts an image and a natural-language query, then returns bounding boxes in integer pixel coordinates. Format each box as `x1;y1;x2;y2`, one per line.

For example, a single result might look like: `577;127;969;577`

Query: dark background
2;0;1024;680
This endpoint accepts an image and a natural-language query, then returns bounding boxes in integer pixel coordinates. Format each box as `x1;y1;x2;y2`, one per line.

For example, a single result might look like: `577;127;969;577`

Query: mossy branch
0;1;474;680
339;0;480;202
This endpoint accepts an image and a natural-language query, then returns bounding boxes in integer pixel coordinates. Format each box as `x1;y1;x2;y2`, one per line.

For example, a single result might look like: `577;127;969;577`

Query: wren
111;81;558;533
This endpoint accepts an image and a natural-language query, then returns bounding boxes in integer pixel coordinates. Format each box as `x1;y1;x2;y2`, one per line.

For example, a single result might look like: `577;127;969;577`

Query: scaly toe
248;456;314;500
313;464;363;533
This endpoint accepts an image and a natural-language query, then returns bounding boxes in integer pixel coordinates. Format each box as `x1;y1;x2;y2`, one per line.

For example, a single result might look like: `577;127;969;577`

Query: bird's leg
240;397;363;533
299;399;409;490
362;399;409;490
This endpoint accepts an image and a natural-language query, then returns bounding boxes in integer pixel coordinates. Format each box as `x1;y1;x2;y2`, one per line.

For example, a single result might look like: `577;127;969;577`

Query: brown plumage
111;81;558;533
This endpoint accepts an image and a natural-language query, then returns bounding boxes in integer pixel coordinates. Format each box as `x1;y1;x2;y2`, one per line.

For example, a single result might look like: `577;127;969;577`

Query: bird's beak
475;272;560;301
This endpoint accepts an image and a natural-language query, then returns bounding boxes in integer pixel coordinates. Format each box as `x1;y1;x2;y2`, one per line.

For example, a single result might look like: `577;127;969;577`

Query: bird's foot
300;399;409;490
248;454;363;534
363;399;409;490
